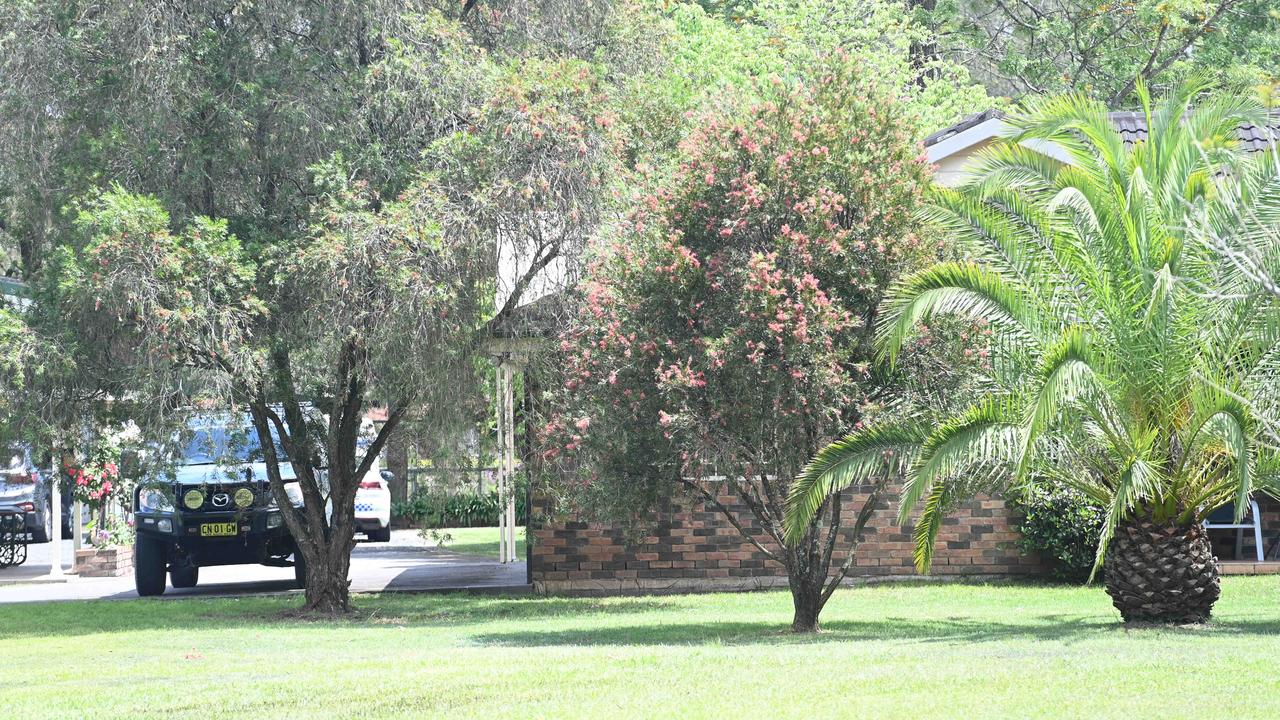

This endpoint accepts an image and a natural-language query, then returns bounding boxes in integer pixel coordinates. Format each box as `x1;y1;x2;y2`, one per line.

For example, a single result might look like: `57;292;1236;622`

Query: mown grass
422;525;527;558
2;577;1278;719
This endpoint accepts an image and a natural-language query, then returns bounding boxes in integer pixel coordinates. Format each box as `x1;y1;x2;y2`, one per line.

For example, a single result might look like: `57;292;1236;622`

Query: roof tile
924;109;1280;153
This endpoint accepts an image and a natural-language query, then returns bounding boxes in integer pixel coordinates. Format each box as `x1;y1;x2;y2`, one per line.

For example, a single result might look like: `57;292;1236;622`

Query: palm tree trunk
1103;515;1220;624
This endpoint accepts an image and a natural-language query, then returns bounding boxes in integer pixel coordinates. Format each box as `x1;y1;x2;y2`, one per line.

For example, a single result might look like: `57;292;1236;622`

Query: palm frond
1090;457;1165;581
783;422;928;545
899;397;1023;525
1015;326;1106;479
876;261;1042;366
1182;380;1254;521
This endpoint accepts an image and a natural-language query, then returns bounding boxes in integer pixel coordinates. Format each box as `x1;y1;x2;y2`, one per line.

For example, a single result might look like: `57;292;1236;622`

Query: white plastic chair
1203;499;1264;562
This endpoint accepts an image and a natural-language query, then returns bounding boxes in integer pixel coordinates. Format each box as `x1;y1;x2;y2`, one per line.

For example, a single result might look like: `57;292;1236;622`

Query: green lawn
3;578;1280;718
423;525;526;558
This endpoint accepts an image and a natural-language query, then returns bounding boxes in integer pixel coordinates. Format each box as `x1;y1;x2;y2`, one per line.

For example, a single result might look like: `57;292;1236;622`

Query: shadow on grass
470;613;1280;648
5;585;1280;645
0;595;675;641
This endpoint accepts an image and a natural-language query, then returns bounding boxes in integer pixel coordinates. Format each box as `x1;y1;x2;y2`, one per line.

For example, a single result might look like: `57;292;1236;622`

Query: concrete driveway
0;530;528;603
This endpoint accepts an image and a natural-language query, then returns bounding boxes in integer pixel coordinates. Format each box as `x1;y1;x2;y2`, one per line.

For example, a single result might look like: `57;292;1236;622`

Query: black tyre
170;564;199;589
292;550;307;589
369;526;391;543
31;504;51;544
134;535;168;597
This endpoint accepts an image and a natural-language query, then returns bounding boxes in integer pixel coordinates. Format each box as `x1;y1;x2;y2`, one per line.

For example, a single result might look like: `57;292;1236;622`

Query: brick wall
1209;495;1280;561
530;482;1044;595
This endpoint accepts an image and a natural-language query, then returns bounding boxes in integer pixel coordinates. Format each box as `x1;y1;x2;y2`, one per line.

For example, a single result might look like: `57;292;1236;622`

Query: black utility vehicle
132;417;305;596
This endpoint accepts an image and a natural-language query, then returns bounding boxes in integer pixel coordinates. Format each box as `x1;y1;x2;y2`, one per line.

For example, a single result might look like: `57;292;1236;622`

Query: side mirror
380;470;395;483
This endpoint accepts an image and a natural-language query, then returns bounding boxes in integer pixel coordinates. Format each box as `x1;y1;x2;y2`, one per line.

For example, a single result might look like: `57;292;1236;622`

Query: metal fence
404;467;500;498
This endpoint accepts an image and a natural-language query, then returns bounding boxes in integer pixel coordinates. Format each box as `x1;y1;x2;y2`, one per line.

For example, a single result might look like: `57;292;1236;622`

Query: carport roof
486;292;566;340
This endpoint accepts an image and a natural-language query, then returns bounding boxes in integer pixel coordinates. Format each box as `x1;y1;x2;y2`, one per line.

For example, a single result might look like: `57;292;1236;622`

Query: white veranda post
47;452;63;578
495;355;520;563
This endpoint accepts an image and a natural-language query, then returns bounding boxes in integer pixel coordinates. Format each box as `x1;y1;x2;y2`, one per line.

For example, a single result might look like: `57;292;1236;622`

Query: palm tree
785;79;1280;624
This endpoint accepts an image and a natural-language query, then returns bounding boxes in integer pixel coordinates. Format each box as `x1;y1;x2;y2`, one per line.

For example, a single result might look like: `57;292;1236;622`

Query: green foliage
613;0;991;170
923;0;1280;105
69;189;264;381
786;80;1280;576
0;308;37;393
0;3;627;611
86;516;135;549
393;487;529;529
749;0;992;131
1010;485;1105;583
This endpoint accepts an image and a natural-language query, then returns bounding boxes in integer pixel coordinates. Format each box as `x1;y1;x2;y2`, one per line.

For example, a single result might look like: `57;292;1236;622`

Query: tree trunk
789;578;823;633
303;552;351;614
1103;515;1220;624
300;525;356;614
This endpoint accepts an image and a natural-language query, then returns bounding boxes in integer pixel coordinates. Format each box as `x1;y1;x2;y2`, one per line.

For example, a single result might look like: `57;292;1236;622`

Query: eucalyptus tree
913;0;1277;105
786;80;1280;624
4;3;619;612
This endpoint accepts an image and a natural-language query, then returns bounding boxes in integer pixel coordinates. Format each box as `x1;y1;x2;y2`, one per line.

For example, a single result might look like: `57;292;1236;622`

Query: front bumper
136;508;295;566
354;516;388;531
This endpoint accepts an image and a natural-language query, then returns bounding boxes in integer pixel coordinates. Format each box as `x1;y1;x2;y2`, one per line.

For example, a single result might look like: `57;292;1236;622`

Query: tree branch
1108;1;1236;105
820;486;883;605
676;476;779;562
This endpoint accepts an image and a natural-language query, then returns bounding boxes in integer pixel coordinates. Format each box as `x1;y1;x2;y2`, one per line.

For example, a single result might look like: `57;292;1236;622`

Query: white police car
354;462;392;543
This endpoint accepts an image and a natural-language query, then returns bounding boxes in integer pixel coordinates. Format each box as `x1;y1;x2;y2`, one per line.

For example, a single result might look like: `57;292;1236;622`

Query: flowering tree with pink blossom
538;56;936;632
65;458;119;507
59;423;142;546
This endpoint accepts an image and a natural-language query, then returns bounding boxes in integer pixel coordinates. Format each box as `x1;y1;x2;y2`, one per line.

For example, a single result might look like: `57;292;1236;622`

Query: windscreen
182;427;287;465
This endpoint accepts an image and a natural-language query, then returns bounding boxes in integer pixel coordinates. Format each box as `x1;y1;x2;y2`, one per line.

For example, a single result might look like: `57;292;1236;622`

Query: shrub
1010;485;1104;583
393;487;529;529
537;54;935;632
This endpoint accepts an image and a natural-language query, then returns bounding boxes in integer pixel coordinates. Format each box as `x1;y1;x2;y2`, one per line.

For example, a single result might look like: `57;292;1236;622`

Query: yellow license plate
199;522;238;537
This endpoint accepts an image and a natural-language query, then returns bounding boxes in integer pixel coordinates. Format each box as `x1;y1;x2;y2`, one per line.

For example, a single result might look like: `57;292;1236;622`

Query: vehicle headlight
137;488;175;513
182;489;205;510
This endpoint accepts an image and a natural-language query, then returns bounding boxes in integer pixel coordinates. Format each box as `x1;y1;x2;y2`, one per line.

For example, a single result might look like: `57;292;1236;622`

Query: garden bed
73;545;132;577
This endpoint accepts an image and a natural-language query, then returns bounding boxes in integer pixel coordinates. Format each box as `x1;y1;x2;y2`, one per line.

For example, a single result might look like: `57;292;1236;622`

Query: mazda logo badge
211;493;230;507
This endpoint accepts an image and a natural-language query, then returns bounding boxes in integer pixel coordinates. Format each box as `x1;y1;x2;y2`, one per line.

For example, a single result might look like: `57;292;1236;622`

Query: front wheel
134;535;168;597
369;526;391;543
